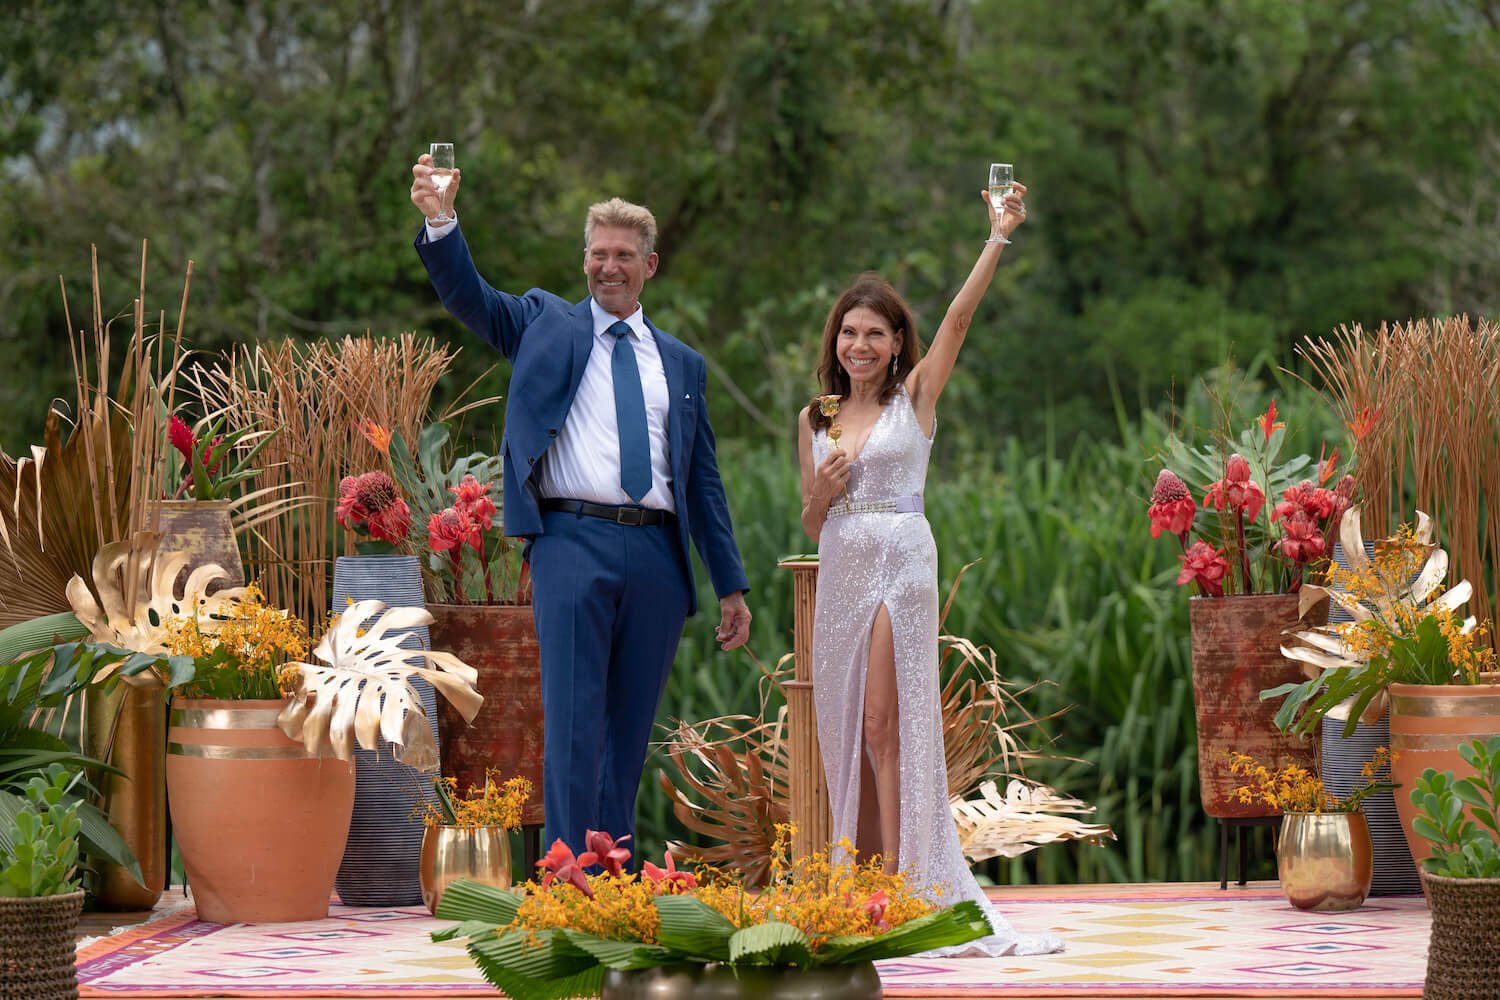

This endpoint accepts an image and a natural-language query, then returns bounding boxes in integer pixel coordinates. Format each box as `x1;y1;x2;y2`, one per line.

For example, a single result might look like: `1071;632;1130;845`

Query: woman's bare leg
862;603;901;873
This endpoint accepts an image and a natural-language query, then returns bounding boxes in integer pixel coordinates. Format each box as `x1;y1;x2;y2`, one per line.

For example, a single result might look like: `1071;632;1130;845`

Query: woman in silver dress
796;183;1060;956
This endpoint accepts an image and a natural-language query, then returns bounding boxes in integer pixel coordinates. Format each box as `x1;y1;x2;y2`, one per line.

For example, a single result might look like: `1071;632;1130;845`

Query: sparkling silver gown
811;385;1063;957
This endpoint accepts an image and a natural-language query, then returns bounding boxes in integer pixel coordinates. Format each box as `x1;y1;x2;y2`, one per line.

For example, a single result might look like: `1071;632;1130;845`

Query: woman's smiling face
836;306;903;386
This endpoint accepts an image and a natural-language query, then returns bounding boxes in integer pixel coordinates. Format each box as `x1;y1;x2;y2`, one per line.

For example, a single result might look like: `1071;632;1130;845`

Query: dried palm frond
657;710;792;886
1;242;188;628
278;599;482;771
952;779;1115;863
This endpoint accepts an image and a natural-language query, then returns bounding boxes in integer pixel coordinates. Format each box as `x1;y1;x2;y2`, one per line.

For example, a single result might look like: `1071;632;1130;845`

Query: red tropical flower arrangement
426;474;529;604
336;470;413;554
1149;401;1356;596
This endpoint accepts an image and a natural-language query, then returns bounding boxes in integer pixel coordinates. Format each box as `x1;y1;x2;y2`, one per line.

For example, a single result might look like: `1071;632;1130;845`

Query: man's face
584;225;658;318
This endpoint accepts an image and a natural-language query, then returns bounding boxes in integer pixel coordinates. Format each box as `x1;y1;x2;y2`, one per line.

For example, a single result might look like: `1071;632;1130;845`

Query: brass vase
84;673;167;911
1277;811;1373;911
601;962;883;999
419;825;513;915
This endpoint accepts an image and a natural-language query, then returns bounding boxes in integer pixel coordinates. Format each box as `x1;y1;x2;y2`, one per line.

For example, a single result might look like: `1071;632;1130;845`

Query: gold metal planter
1277;811;1373;911
600;962;883;1000
418;825;513;915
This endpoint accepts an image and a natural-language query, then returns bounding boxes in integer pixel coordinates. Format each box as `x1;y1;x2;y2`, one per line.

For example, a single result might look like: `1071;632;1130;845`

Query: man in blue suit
409;156;752;858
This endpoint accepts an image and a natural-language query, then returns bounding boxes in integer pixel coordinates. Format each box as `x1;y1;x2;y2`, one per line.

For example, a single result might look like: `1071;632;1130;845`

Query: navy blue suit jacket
415;223;748;615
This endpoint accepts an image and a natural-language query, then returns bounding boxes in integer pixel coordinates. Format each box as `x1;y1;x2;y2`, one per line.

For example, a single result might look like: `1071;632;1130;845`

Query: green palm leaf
653;895;736;961
727;921;812;966
815;901;990;964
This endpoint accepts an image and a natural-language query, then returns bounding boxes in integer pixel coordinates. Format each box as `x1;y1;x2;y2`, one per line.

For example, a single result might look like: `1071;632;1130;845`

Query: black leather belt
542;498;671;526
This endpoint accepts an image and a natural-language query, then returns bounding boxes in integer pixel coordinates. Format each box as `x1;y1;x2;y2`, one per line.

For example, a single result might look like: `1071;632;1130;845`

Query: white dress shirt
426;217;675;511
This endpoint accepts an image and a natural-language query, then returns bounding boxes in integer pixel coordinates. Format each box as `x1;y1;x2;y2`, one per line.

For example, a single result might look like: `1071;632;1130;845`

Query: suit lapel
568;298;595;398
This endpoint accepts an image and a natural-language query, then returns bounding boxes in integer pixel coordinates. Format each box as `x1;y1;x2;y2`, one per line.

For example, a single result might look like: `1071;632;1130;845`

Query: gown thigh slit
812;385;1063;958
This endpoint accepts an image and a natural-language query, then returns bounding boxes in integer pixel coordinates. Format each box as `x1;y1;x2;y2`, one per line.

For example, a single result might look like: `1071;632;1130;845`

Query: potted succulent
0;764;87;1000
1409;735;1500;998
1149;400;1354;820
1227;748;1393;911
417;770;532;914
434;826;991;1000
1264;508;1497;870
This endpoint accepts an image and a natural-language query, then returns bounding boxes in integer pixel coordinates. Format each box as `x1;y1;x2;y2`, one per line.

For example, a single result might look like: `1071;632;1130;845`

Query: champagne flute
430;142;456;223
987;162;1014;245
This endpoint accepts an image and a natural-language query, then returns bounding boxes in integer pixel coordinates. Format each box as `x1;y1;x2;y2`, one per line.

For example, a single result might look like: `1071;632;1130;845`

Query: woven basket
1423;871;1500;1000
0;890;84;1000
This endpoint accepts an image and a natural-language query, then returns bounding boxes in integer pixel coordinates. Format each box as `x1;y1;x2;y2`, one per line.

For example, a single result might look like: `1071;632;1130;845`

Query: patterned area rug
76;885;1428;997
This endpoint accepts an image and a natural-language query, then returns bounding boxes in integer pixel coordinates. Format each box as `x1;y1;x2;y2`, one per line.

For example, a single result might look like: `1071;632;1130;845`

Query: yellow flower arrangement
420;771;531;831
1268;508;1494;737
164;582;309;699
1229;747;1395;814
433;824;990;1000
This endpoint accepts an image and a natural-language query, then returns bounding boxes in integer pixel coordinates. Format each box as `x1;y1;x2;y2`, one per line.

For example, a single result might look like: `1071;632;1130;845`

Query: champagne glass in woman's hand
429;142;456;223
986;162;1014;245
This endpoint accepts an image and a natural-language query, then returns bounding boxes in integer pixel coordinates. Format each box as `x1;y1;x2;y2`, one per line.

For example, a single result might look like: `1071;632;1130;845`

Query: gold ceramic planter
601;962;883;1000
1277;811;1373;911
419;825;513;914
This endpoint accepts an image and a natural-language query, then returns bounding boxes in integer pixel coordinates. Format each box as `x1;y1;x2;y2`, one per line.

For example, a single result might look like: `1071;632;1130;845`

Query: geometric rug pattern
76;885;1428;997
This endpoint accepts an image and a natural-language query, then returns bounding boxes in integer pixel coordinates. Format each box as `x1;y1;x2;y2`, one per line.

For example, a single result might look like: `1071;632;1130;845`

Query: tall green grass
635;365;1344;884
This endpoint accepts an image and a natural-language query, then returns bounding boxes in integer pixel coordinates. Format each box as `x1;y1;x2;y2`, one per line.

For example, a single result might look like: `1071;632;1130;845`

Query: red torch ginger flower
1177;541;1229;598
1148;469;1197;544
428;508;468;554
1204;454;1265;522
1278;512;1327;566
338;471;411;543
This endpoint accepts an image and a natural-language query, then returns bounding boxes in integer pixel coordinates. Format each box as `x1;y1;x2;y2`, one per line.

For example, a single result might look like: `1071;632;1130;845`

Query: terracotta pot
167;698;355;923
600;962;882;1000
1277;811;1373;911
418;825;512;915
429;603;544;827
1388;682;1500;873
1190;594;1323;818
154;498;245;592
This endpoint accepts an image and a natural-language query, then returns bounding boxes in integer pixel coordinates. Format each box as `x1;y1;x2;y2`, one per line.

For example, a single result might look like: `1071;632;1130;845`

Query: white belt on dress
825;495;924;518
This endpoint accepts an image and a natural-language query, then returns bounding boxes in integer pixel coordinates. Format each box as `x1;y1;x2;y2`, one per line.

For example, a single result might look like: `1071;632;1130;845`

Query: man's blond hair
584;198;658;256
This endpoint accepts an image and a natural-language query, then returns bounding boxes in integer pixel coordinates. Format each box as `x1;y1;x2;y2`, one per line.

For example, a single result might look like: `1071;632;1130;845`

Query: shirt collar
590;299;647;341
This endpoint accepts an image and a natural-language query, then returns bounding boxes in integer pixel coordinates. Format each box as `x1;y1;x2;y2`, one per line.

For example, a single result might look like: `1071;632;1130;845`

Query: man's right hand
410;153;461;222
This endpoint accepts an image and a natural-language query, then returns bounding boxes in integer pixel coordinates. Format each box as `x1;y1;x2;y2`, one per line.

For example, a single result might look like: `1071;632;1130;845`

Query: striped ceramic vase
1319;541;1421;896
330;554;443;907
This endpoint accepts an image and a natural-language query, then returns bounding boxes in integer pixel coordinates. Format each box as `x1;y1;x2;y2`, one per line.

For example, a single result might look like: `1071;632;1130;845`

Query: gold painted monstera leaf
66;535;246;656
277;599;482;771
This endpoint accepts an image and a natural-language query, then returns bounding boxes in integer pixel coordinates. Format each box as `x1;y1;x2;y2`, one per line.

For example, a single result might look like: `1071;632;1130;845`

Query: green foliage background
3;0;1498;882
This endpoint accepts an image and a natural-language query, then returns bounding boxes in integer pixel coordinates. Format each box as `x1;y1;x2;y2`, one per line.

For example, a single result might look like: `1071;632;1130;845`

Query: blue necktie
609;320;651;503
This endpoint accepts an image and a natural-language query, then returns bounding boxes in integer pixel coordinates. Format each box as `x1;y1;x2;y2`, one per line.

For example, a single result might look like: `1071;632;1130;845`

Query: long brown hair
809;273;920;431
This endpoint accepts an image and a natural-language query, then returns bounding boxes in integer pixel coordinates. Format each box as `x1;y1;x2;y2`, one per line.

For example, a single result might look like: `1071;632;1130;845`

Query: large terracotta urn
429;602;544;827
1190;594;1323;818
1388;682;1500;873
167;698;355;923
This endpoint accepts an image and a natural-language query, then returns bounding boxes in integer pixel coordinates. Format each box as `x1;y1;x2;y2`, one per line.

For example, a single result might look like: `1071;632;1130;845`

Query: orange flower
1346;405;1383;442
1257;400;1285;443
355;419;393;454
